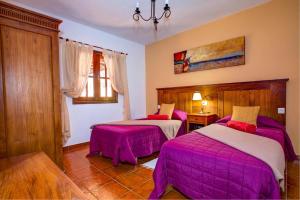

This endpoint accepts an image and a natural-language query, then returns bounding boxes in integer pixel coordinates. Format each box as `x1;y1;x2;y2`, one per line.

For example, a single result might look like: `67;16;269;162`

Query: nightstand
187;113;218;132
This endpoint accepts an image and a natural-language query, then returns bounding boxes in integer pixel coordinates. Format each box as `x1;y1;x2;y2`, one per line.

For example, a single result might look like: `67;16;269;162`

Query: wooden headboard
157;79;288;125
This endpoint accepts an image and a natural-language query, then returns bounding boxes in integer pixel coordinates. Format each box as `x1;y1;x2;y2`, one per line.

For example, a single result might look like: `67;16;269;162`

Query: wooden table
187;113;218;132
0;152;86;199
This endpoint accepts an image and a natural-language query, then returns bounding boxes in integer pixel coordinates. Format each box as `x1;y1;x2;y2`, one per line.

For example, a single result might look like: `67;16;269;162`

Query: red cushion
147;114;169;120
227;120;257;134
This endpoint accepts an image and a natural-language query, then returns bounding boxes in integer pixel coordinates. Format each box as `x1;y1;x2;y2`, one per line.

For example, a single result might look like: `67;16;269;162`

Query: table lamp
192;91;209;114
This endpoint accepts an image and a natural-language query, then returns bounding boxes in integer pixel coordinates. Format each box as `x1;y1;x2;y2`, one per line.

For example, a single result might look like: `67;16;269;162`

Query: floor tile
119;191;143;199
64;158;93;172
91;180;129;200
64;171;78;181
71;177;85;189
161;189;188;199
103;164;137;178
74;148;90;157
83;192;98;200
79;184;98;200
74;165;103;180
115;172;149;190
88;155;114;170
79;172;112;191
133;166;153;179
132;180;154;198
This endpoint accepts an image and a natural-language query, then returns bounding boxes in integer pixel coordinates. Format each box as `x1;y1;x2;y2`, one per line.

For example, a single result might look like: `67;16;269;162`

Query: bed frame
157;79;288;125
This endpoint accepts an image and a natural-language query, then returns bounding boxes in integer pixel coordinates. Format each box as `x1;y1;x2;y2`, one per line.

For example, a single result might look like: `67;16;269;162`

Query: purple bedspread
88;121;186;165
150;116;296;199
150;132;280;199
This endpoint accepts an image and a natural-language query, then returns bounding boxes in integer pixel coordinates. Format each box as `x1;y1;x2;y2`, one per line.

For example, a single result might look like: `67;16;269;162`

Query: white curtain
103;50;131;120
60;39;93;144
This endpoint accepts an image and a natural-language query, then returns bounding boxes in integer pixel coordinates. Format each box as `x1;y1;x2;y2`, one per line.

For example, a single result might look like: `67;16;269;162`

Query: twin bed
88;110;187;165
88;79;297;199
150;115;296;199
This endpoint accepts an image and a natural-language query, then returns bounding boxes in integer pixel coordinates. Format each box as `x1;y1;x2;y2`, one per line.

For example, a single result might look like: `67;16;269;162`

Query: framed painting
174;36;245;74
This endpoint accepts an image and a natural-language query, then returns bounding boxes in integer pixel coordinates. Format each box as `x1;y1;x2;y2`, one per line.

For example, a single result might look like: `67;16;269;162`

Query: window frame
72;50;118;104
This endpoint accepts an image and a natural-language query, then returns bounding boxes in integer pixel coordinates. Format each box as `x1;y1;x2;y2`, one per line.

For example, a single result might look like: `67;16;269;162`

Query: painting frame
174;36;245;74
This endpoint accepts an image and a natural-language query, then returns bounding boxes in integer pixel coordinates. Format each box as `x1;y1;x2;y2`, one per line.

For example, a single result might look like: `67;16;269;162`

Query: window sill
72;97;118;104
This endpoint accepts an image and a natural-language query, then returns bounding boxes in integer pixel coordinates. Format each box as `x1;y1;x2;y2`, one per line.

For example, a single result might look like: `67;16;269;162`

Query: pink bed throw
88;121;186;165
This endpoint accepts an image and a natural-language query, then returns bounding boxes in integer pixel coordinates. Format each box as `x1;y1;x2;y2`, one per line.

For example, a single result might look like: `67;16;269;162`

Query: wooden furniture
0;2;63;167
187;113;218;132
0;152;86;199
157;79;288;125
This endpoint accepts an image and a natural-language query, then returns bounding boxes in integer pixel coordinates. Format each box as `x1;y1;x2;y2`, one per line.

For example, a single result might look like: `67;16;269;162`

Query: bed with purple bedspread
150;116;296;199
88;110;187;165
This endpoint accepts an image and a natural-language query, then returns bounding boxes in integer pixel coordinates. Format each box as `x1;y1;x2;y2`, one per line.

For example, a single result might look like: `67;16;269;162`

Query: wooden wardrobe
0;2;63;167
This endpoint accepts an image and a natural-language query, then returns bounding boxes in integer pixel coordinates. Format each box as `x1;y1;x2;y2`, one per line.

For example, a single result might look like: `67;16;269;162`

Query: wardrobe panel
0;29;5;157
1;26;56;160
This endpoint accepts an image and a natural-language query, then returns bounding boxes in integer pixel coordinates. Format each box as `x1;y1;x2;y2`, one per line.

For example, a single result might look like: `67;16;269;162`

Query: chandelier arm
133;13;139;21
138;14;153;21
165;9;171;18
133;10;153;21
133;0;154;22
156;10;167;20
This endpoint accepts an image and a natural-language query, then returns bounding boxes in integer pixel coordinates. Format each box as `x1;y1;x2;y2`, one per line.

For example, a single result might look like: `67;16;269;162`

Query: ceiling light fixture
133;0;171;31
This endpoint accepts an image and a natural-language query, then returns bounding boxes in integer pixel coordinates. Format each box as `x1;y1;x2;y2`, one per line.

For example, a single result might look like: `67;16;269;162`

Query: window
73;51;118;104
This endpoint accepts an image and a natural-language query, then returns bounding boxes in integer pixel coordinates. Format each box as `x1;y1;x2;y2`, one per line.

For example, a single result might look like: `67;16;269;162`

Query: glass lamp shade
192;92;202;101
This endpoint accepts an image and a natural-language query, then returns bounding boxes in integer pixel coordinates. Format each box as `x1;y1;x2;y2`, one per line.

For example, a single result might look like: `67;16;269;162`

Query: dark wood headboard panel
157;79;288;125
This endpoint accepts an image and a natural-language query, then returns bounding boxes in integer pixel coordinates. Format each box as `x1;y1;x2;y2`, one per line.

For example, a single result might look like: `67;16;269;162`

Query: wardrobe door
1;25;57;161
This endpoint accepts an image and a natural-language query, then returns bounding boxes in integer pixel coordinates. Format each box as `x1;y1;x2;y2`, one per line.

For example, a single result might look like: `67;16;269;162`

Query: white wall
5;1;146;146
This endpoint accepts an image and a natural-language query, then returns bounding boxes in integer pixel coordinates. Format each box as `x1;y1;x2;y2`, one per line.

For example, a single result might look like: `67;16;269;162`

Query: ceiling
8;0;269;44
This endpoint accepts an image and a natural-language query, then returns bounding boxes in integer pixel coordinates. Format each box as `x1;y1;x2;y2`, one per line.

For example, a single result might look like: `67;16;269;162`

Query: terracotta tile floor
63;144;299;199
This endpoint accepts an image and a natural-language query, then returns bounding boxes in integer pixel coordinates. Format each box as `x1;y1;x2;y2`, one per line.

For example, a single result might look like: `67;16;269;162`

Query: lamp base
198;111;210;114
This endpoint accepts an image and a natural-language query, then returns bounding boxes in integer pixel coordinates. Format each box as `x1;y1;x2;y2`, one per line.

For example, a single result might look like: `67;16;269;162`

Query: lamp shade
192;92;202;101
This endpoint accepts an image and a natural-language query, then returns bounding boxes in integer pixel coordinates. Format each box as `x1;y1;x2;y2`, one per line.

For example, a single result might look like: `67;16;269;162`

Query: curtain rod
59;37;128;55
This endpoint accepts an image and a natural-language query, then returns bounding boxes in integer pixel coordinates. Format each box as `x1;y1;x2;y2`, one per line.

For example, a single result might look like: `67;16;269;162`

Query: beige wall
146;0;300;154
